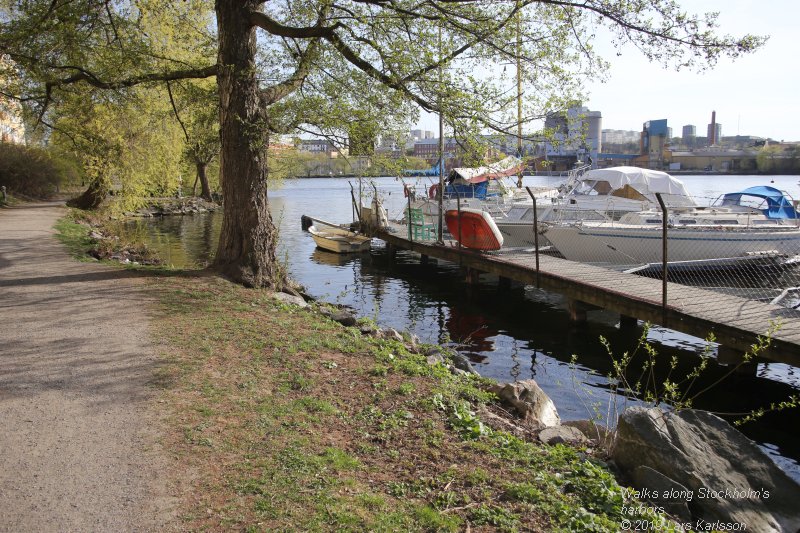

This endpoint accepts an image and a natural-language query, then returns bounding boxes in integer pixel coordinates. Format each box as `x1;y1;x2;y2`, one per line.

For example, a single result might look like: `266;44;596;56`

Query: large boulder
613;407;800;532
489;380;560;429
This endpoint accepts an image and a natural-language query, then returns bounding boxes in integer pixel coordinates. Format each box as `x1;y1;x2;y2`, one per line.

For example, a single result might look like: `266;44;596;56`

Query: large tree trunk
196;160;212;202
213;0;280;288
66;178;108;209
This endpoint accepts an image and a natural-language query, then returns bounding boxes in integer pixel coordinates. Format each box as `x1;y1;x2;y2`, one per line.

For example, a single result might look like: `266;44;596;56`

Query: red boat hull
445;208;504;250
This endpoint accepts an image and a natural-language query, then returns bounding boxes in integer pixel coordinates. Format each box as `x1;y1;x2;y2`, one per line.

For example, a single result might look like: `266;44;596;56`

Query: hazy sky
416;1;799;141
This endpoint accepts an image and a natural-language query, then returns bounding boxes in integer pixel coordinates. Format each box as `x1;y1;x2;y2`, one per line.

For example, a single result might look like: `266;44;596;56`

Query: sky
416;0;800;142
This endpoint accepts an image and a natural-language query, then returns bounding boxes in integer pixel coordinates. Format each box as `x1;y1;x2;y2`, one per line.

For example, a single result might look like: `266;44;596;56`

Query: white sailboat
543;207;800;267
494;166;695;248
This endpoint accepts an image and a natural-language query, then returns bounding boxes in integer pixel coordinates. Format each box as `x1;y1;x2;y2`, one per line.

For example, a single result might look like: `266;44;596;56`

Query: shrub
0;142;79;198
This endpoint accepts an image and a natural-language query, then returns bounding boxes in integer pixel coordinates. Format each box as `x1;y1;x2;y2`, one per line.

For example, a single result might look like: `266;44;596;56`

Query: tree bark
66;178;108;209
196;161;212;201
213;0;280;288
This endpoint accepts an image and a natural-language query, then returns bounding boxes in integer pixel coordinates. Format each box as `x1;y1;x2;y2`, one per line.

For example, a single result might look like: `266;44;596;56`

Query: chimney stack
710;110;717;146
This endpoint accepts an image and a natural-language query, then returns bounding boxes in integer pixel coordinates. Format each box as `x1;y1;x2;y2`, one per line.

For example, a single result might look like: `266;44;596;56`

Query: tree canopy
0;0;765;288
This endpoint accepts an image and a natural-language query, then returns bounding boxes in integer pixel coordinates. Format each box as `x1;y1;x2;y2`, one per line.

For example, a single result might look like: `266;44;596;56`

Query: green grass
53;209;678;531
54;217;98;261
147;275;679;532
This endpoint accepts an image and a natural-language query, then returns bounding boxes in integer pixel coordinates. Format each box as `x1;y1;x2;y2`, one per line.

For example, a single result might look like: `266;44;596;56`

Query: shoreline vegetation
55;208;675;531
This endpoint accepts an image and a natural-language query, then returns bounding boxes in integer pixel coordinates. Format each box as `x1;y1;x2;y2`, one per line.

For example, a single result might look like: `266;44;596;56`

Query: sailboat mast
515;11;523;188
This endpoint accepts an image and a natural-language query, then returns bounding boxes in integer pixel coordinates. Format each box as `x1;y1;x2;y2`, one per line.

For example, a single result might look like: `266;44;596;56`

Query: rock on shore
612;407;800;532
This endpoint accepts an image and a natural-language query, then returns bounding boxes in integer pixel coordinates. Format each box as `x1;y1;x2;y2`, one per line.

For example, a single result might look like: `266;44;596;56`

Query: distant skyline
415;0;800;142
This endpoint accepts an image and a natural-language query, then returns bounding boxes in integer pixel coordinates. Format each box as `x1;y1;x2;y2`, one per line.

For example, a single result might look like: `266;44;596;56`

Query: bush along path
57;211;679;531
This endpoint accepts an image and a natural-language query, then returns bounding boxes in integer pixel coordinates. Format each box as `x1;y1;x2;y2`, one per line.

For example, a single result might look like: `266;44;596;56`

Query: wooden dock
373;227;800;367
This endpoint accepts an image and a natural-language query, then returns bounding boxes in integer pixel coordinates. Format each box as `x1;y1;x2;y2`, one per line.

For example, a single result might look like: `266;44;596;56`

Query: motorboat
494;166;695;248
543;207;800;267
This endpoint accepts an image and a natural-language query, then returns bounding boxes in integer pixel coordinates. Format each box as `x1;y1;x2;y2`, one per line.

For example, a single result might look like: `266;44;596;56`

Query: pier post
466;268;481;285
420;254;429;265
567;299;589;323
386;243;397;260
717;346;758;376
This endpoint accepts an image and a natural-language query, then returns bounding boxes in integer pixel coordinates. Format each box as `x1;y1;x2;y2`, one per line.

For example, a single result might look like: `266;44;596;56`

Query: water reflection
119;175;800;481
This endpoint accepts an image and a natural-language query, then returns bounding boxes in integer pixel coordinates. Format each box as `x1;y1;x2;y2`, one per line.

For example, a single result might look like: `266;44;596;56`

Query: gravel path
0;202;174;532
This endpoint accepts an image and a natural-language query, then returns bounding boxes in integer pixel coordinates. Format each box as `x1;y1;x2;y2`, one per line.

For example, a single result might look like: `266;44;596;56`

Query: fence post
349;182;356;223
655;193;668;317
350;184;361;223
407;194;413;242
525;187;540;288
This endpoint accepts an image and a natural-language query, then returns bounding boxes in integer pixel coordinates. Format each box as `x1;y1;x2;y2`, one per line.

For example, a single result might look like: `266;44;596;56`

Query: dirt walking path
0;202;174;532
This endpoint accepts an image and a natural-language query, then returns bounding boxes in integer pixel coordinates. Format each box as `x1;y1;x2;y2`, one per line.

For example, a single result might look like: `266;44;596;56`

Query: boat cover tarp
579;166;692;197
447;156;524;185
719;185;799;219
444;181;493;199
403;158;443;177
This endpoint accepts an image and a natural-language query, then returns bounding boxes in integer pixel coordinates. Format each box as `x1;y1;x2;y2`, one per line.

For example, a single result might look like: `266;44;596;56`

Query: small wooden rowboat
308;225;371;254
445;207;504;251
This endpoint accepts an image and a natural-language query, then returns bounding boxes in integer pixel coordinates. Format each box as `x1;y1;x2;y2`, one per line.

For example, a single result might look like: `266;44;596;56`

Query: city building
413;137;459;165
543;105;602;165
707;123;723;146
641;119;669;168
406;129;435;151
720;135;767;149
602;129;640;145
409;129;434;141
666;147;757;172
298;139;346;158
707;111;721;146
601;130;640;154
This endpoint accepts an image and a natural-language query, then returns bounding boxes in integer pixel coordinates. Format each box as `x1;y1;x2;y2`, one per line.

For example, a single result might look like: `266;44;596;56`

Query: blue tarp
402;158;443;177
719;186;799;219
443;181;493;199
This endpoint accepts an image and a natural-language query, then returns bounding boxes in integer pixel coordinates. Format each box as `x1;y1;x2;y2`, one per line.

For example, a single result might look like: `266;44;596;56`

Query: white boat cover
579;166;691;197
448;156;525;184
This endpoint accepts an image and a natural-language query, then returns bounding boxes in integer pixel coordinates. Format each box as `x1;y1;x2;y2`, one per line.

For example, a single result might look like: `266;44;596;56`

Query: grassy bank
150;273;676;532
55;212;676;531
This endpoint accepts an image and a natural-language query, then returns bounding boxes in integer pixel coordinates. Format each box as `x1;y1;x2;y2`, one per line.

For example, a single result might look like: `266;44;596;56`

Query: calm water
122;174;800;481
